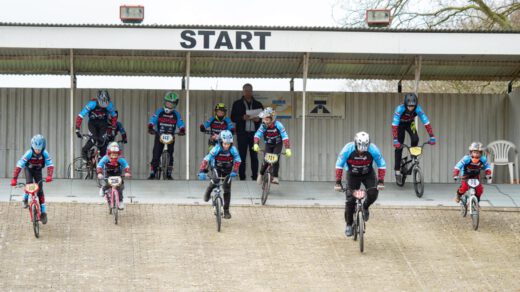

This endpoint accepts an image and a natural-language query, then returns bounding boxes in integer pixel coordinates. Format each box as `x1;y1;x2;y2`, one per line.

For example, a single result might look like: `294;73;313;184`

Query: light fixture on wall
397;80;402;93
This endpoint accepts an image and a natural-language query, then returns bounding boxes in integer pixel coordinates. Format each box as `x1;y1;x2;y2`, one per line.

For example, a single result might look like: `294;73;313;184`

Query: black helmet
97;90;110;108
404;93;418;107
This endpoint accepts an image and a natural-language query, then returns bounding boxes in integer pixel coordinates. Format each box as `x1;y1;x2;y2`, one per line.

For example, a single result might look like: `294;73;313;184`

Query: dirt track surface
0;202;519;291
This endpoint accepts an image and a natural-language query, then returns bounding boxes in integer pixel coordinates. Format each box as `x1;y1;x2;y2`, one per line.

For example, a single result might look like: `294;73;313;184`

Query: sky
0;0;354;91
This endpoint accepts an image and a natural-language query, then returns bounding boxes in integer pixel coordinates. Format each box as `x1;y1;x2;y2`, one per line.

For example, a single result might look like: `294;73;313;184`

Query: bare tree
333;0;520;29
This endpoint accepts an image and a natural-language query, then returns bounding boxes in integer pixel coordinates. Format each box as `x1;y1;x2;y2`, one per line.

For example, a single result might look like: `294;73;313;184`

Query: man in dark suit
231;83;264;180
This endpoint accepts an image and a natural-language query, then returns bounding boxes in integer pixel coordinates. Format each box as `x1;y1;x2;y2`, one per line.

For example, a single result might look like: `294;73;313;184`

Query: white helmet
107;142;120;155
259;107;276;121
354;131;370;152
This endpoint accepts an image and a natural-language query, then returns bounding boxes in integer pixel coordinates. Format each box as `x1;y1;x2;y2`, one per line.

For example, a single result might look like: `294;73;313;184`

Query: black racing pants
25;168;45;205
82;119;109;160
344;172;379;225
237;132;259;181
150;133;175;174
394;122;419;170
260;143;283;177
205;168;232;211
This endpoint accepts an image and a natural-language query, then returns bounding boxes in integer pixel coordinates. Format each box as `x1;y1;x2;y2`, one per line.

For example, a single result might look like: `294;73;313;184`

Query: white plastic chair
486;140;518;184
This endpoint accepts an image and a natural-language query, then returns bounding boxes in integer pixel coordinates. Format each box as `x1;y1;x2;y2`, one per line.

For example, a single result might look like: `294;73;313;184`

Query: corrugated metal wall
0;88;507;182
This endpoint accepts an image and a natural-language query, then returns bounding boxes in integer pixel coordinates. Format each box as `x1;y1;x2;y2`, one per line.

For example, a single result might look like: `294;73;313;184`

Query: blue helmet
31;134;46;151
219;130;233;144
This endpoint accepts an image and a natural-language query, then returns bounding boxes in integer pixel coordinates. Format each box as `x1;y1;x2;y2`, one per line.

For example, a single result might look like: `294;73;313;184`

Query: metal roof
1;23;520;81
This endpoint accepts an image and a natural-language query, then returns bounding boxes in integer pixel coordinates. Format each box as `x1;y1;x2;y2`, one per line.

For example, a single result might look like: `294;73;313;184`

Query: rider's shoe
223;210;232;219
166;175;173;180
118;201;124;210
203;187;212;202
345;225;353;237
272;177;280;184
40;212;48;225
257;174;263;185
454;193;461;203
99;188;104;197
395;170;402;184
22;198;29;209
147;172;156;180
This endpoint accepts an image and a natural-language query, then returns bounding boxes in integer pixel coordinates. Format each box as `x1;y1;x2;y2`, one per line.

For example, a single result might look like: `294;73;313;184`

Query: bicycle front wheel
412;166;424;198
261;172;271;205
470;196;479;230
160;152;170;180
358;210;365;253
112;190;119;225
460;196;468;217
32;205;40;238
215;196;222;232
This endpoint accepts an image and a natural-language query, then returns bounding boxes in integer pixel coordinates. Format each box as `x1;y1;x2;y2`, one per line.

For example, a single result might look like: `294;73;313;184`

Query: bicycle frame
24;182;42;222
400;142;429;174
106;176;122;210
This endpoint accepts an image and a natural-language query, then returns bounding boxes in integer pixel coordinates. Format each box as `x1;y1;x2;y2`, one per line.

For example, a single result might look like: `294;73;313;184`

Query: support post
301;53;310;181
69;49;75;179
185;52;191;180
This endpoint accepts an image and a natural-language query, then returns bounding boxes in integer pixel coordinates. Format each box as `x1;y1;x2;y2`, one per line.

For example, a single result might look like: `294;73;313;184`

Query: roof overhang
1;23;520;81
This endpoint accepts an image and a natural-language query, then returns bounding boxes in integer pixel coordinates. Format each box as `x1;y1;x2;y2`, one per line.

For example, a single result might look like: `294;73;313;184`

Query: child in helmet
11;134;54;224
76;89;118;160
452;142;492;203
334;132;386;237
199;103;235;150
252;107;292;185
147;91;186;180
198;130;241;219
97;142;131;210
392;93;436;184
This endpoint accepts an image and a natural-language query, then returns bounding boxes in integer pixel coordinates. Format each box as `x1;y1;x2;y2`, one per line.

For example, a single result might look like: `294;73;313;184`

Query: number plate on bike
353;190;366;199
409;147;422;156
264;153;279;164
24;183;39;193
160;134;174;144
467;179;480;188
108;176;122;187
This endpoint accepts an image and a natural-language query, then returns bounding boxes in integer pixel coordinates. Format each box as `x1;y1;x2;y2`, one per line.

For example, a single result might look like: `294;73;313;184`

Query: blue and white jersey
79;100;117;121
454;155;491;178
17;149;54;170
392;104;430;126
203;144;241;171
97;156;130;176
202;116;235;135
335;142;386;176
254;121;289;145
149;108;185;134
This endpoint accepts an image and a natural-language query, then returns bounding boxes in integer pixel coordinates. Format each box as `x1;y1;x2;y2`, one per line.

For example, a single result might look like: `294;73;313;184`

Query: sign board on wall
255;93;292;119
296;93;345;118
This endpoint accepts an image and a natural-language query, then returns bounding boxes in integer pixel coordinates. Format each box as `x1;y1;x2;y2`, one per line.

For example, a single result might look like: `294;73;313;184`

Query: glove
122;139;128;144
124;172;132;178
122;134;128;144
11;178;17;187
199;124;206;133
486;175;492;181
148;124;156;135
429;136;436;145
178;128;186;136
230;172;237;178
45;176;52;183
377;181;385;190
75;129;82;139
198;172;207;180
252;144;260;152
453;176;459;182
393;139;401;149
97;173;104;180
334;181;343;192
285;149;292;157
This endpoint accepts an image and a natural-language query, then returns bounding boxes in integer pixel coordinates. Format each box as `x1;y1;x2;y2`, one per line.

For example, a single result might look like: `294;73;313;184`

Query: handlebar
257;149;287;155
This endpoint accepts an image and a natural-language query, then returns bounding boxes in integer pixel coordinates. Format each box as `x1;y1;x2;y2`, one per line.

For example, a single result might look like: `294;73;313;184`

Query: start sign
180;30;272;50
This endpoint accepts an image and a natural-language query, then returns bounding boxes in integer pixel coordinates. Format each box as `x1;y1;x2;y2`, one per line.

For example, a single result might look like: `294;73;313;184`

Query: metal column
414;56;422;132
185;52;191;180
301;53;310;181
69;49;75;178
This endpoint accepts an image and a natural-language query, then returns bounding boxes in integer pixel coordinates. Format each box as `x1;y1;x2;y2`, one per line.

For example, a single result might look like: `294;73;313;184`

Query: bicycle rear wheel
32;205;39;238
215;196;222;232
396;163;407;187
160;152;170;180
261;172;271;205
352;212;358;242
358;210;365;253
470;196;479;230
413;166;424;198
